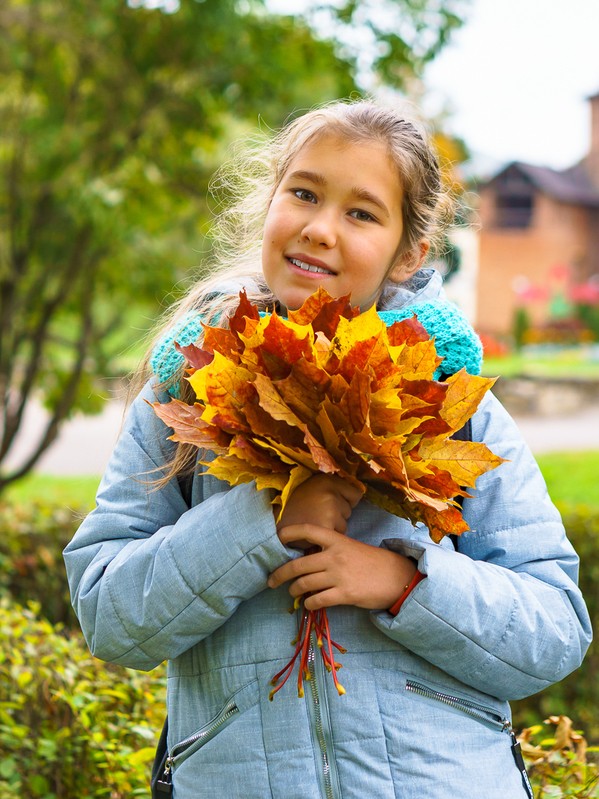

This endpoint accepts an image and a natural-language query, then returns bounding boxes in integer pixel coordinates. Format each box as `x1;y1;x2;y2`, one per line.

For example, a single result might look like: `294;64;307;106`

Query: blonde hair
137;97;454;480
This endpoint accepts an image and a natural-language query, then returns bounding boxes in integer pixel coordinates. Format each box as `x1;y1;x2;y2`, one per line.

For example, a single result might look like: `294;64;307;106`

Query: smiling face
261;133;423;312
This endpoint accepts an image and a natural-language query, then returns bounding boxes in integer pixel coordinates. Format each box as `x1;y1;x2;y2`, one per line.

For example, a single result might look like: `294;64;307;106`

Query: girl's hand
268;525;417;611
276;474;363;548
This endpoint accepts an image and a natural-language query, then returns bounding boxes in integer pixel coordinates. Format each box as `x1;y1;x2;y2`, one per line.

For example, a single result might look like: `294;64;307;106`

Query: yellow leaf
441;369;498;431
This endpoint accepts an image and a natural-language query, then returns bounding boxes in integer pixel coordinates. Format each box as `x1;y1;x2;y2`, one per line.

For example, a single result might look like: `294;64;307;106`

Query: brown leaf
152;289;504;544
175;342;214;370
288;287;358;336
149;399;230;452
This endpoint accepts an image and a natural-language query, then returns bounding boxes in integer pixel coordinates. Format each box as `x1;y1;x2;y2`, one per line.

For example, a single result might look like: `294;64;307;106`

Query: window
495;193;534;228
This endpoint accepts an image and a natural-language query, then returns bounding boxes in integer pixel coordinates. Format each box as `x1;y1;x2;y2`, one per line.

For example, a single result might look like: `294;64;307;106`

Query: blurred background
2;0;599;484
1;1;598;795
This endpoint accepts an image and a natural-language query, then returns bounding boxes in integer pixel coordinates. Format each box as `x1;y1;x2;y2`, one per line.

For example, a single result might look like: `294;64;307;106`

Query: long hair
136;97;454;479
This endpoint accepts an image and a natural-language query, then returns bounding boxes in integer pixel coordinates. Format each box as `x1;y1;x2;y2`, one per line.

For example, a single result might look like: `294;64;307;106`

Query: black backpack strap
449;418;473;550
151;717;172;797
451;417;472;445
177;468;195;507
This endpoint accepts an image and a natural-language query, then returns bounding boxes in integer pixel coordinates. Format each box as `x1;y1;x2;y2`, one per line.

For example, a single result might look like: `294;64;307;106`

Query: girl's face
262;133;420;312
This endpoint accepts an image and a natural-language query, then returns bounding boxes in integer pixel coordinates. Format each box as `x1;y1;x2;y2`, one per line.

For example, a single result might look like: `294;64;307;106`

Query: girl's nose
300;210;337;248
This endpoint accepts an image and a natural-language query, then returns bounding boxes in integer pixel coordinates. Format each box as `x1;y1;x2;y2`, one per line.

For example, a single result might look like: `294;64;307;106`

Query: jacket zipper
405;680;534;798
307;639;342;799
165;700;240;773
405;679;510;730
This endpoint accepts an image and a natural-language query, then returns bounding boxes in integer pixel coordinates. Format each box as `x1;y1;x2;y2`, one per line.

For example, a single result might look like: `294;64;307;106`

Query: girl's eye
349;208;376;222
292;188;317;203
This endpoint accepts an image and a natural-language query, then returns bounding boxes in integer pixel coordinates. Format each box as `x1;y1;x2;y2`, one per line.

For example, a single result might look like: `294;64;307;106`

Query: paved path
6;398;599;477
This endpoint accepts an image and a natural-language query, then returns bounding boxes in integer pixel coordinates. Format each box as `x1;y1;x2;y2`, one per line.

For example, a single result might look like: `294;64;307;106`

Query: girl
64;99;591;799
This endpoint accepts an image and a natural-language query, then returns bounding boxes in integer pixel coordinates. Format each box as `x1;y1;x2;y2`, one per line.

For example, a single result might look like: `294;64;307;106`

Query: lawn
536;450;599;510
3;474;101;510
482;345;599;379
3;450;598;512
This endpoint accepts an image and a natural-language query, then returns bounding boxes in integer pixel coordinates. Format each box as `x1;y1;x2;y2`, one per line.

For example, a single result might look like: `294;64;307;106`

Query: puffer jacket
64;271;592;799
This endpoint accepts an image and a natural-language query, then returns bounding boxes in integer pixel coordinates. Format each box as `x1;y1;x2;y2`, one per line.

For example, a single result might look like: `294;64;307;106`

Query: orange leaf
287;287;358;335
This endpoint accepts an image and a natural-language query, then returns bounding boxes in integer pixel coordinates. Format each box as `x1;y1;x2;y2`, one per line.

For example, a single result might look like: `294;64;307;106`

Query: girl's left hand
268;524;417;611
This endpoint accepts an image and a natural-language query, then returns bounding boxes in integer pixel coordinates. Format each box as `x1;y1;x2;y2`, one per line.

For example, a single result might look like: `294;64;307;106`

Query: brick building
475;92;599;337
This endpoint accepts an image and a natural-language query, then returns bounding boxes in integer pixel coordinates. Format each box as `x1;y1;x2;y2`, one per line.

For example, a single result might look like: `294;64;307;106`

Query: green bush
0;495;597;796
0;500;83;628
522;715;599;798
512;507;599;743
0;600;166;799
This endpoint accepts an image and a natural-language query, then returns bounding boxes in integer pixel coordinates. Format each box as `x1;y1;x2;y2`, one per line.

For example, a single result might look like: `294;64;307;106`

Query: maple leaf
151;288;506;698
155;288;503;537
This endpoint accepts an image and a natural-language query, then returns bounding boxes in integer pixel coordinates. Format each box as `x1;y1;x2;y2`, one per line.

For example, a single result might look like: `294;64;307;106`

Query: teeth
290;258;331;275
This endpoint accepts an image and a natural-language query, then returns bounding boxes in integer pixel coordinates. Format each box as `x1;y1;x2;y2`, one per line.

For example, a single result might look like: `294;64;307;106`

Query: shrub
0;601;166;799
0;500;83;628
512;507;599;743
521;715;599;798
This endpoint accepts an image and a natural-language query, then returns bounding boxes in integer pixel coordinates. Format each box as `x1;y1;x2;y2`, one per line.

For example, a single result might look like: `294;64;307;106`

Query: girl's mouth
288;257;334;276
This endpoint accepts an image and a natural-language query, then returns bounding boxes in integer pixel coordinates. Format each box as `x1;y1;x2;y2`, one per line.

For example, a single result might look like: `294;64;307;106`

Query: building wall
475;191;592;336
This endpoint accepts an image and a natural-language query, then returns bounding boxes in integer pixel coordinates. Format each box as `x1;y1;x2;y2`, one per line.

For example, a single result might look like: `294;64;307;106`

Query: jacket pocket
169;679;258;768
405;679;534;798
405;678;511;732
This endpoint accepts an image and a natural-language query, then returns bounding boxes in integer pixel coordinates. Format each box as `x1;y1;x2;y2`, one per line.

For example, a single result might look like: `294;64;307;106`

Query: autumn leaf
151;288;505;699
154;288;503;540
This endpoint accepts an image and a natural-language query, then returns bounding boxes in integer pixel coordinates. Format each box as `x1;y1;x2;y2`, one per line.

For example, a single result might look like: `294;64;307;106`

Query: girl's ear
388;239;430;283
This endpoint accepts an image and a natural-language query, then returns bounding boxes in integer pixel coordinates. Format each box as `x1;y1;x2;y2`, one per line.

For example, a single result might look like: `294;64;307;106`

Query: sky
146;0;599;173
267;0;599;174
422;0;599;172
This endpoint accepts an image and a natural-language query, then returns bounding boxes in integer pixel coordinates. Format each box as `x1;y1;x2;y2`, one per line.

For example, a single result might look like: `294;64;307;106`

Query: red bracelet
388;570;425;616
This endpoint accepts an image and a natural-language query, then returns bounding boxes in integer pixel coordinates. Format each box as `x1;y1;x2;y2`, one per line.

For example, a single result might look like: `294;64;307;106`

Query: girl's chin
277;289;321;311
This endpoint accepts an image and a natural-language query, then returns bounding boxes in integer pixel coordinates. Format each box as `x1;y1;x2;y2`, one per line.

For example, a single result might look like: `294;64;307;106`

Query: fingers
267;550;340;610
275;474;364;534
277;524;340;550
268;534;330;589
269;529;417;612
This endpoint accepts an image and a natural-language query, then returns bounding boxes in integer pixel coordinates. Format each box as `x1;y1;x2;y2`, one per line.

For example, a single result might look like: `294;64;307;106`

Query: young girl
64;99;591;799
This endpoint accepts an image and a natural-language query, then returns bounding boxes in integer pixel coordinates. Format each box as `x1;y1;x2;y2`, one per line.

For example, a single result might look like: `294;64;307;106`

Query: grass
2;474;101;511
483;346;599;379
2;450;599;513
536;450;599;510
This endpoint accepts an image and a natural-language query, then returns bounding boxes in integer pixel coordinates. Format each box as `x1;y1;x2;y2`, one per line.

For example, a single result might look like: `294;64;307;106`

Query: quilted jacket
64;270;592;798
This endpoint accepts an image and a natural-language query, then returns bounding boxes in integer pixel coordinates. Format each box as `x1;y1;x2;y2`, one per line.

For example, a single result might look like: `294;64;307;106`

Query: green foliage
522;716;599;798
513;306;532;351
0;0;358;489
537;452;599;511
512;508;599;744
3;474;99;510
0;600;166;799
0;500;83;628
296;0;469;89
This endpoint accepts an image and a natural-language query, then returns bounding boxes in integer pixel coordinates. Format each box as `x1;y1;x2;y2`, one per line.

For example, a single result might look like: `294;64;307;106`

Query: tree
0;0;468;491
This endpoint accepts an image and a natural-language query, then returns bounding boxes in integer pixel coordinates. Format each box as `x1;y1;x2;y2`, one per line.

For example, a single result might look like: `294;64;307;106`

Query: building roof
484;160;599;208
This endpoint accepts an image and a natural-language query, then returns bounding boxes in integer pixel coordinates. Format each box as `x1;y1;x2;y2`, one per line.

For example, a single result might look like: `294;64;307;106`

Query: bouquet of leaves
152;288;503;697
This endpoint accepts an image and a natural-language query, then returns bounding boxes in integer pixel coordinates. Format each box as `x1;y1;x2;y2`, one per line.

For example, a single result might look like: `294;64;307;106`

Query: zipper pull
509;731;534;799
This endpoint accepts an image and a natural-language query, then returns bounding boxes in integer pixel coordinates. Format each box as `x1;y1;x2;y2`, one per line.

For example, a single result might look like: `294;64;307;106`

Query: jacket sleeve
63;381;293;671
371;392;593;700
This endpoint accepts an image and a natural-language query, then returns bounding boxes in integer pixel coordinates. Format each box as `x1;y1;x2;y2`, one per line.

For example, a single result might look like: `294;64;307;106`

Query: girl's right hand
275;474;363;548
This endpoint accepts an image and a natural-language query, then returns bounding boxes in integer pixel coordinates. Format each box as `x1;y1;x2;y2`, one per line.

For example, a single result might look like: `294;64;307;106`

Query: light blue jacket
64;272;592;799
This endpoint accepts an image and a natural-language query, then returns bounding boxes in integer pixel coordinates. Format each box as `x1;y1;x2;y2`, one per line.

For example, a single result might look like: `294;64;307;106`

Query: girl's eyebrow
286;169;390;218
